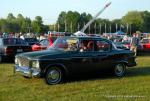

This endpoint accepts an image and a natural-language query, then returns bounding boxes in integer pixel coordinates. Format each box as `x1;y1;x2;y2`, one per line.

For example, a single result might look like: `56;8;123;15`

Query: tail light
5;48;13;54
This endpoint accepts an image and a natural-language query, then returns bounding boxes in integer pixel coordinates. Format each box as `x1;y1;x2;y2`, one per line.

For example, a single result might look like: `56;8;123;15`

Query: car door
92;40;112;71
67;39;98;74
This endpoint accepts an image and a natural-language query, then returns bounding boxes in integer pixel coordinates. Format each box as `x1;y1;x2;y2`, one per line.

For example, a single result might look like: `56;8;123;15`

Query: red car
140;38;150;51
32;37;57;51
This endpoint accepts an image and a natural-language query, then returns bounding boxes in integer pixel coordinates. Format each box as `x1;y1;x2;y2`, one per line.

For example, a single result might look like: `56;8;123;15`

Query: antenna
80;2;111;33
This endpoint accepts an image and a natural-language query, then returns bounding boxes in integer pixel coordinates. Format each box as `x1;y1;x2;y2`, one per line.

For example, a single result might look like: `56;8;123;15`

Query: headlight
32;61;40;68
15;58;19;65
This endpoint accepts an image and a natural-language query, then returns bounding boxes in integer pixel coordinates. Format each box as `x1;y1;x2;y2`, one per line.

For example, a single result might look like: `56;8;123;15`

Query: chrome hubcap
48;70;60;82
115;64;124;75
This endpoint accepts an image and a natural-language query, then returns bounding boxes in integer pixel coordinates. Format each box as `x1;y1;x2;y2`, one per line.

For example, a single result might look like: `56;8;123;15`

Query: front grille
18;57;30;67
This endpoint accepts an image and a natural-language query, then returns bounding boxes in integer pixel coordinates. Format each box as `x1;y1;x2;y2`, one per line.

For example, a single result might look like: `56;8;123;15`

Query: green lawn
0;56;150;101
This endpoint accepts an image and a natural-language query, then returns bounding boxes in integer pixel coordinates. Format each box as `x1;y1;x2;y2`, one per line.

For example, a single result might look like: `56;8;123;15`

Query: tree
121;11;144;33
57;11;67;32
141;11;150;32
66;11;80;33
31;16;43;33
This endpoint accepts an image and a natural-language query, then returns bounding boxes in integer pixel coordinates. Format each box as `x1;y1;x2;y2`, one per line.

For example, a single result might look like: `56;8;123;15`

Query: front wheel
45;67;63;85
114;63;126;77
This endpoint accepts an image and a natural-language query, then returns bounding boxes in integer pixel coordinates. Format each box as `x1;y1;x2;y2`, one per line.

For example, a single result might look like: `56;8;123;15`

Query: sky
1;0;150;24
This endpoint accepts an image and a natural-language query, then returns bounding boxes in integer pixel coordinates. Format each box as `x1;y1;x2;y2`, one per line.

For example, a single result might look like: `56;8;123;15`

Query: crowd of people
0;31;149;56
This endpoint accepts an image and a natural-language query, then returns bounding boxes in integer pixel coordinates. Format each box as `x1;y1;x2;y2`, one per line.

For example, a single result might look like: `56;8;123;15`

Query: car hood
16;48;66;60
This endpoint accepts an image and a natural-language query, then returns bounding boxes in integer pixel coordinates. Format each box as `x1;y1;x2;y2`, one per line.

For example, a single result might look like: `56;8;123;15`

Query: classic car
0;38;32;62
32;37;57;51
14;36;136;85
24;38;39;45
140;38;150;52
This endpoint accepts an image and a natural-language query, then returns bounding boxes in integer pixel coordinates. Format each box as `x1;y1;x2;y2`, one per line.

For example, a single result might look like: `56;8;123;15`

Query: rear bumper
127;57;137;67
13;65;41;77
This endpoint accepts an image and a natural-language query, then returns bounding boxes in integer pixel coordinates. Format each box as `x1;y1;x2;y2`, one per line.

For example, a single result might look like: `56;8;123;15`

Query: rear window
3;38;28;45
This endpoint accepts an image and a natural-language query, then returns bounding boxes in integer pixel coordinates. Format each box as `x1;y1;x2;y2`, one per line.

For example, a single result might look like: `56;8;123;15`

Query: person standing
130;33;139;56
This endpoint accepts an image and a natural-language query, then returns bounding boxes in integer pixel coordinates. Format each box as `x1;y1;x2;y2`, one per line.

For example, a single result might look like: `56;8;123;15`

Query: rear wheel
114;63;126;77
45;67;63;85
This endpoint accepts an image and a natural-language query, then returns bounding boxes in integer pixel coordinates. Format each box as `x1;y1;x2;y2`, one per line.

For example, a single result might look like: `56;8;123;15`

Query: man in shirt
130;33;139;56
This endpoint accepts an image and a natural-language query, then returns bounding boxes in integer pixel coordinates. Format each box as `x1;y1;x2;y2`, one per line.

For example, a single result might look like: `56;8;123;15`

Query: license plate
17;49;23;52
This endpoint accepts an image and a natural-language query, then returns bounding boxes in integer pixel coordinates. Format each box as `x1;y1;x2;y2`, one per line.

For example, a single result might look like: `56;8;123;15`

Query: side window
40;40;45;45
96;40;110;52
40;39;49;46
79;40;94;52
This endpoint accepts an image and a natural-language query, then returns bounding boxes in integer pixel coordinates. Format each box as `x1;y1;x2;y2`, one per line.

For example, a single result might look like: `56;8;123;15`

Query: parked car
0;38;32;62
14;36;136;85
32;37;57;51
24;38;39;45
140;38;150;52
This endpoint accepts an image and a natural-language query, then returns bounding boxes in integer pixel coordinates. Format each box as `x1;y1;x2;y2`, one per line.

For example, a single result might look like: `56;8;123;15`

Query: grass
0;56;150;101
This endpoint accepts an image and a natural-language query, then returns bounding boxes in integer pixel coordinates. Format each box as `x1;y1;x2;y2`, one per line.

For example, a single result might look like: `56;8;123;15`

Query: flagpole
95;23;97;34
116;23;118;32
77;23;80;31
65;20;67;32
126;23;128;35
89;25;91;34
105;23;106;33
99;24;101;34
58;23;60;32
81;2;111;32
109;24;111;34
70;22;72;33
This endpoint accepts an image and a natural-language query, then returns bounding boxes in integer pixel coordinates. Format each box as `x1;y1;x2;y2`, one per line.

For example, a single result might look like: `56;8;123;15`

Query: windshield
49;37;79;51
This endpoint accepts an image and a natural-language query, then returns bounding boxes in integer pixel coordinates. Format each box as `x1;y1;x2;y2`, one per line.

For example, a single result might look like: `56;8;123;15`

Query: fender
112;59;128;66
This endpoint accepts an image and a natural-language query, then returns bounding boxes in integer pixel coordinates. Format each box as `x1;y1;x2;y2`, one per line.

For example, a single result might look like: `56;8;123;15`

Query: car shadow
126;67;150;77
66;67;150;83
138;52;150;56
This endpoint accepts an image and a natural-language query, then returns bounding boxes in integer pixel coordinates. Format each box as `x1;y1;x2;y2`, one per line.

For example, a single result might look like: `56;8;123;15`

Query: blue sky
1;0;150;24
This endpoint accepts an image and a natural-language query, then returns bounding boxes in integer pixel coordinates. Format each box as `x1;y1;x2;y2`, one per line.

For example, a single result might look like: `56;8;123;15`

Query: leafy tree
121;11;144;33
31;16;43;33
141;11;150;32
57;11;67;32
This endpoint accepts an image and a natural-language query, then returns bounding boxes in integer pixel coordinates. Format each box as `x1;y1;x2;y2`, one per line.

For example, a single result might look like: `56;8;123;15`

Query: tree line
0;10;150;35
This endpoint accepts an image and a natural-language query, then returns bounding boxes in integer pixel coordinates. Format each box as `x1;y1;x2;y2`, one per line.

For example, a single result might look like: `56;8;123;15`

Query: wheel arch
112;60;128;67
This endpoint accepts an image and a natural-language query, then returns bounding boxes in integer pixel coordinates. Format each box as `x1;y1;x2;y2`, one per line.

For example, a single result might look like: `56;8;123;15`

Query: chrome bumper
14;65;41;77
